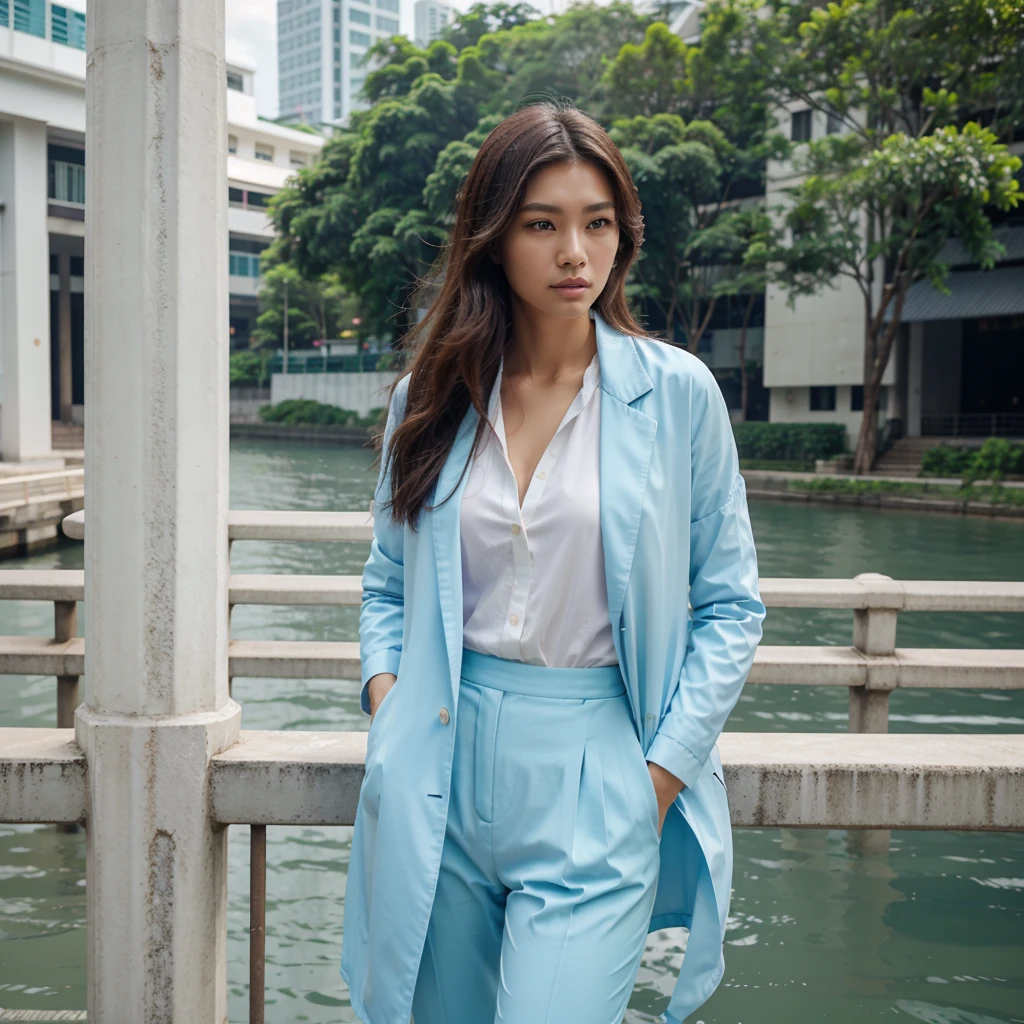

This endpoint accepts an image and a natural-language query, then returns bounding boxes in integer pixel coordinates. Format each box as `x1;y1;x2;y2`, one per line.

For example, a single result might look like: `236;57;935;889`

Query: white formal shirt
460;345;619;668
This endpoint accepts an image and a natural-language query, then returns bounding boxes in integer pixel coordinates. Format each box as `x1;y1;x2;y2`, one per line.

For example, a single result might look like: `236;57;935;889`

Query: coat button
438;707;450;725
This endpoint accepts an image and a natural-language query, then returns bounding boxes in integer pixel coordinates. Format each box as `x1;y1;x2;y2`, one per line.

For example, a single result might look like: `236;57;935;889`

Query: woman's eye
525;217;614;231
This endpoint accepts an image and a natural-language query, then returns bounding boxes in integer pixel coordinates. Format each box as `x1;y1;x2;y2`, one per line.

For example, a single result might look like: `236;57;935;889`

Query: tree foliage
249;248;360;352
758;0;1023;471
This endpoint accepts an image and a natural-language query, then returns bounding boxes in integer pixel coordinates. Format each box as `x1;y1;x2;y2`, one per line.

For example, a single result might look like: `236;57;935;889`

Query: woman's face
495;160;620;322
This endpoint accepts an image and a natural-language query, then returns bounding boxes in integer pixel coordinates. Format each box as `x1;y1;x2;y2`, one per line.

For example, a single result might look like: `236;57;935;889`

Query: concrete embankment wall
269;372;396;418
743;469;1024;520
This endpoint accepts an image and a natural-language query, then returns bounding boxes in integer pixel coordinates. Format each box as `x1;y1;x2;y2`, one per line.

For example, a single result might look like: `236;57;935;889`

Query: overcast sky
225;0;573;120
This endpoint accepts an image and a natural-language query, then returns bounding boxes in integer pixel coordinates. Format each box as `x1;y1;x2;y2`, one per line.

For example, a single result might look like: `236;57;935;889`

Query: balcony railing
2;509;1023;1023
921;411;1024;438
268;352;385;374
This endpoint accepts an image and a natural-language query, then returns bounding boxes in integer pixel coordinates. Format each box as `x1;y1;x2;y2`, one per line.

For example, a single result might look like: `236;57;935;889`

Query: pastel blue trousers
411;649;662;1024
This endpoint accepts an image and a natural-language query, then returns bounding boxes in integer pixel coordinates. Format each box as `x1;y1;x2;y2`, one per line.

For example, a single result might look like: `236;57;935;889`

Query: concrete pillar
0;117;54;462
75;1;240;1021
57;249;74;423
848;572;899;856
906;322;923;437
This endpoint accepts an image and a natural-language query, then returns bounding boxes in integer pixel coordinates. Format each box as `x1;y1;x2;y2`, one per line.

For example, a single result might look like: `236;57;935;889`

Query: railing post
76;1;240;1021
55;598;81;835
54;599;79;728
250;825;267;1024
849;572;902;854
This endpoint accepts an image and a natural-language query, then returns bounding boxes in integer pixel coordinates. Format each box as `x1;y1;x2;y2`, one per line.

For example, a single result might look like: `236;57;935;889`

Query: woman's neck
504;305;597;383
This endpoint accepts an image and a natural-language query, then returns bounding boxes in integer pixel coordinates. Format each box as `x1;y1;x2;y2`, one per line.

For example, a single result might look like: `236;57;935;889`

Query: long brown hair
382;102;650;528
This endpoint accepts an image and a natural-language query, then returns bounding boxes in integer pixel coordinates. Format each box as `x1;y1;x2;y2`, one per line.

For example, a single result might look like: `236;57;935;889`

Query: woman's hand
647;761;685;836
367;672;397;721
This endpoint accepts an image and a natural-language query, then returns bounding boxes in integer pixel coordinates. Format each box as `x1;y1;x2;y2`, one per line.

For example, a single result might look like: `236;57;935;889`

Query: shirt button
536;471;546;480
438;707;450;725
509;613;519;626
511;523;521;535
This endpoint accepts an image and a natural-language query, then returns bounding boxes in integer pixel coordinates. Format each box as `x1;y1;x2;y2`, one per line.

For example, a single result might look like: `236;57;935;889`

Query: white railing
0;468;84;515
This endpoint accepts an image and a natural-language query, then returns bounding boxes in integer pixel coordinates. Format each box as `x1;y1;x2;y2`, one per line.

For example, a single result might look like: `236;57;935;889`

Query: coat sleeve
645;362;766;789
358;376;410;715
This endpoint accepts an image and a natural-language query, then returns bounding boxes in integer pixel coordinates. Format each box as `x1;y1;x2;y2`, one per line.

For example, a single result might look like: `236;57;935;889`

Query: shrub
963;437;1023;485
230;350;271;387
920;443;973;477
258;400;387;428
375;352;405;372
921;440;1024;481
732;422;846;462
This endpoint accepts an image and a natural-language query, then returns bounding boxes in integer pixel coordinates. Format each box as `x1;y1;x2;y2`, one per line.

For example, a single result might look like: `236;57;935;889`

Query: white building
277;0;402;128
225;60;325;349
413;0;450;48
764;103;1024;445
0;1;323;460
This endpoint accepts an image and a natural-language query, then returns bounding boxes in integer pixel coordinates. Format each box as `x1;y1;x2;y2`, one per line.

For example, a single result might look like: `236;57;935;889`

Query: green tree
362;37;459;103
603;22;690;119
758;0;1023;473
268;74;481;338
466;1;653;118
726;208;772;421
611;114;772;354
441;1;540;52
250;248;360;352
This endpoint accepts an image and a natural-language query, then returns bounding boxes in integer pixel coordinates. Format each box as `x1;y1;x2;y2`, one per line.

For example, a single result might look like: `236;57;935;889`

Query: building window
791;109;812;143
349;6;370;24
810;385;837;412
229;252;262;278
850;385;864;411
350;29;370;46
254;142;275;162
228;134;238;155
376;13;398;31
375;0;399;11
48;159;86;204
51;5;86;48
227;70;244;92
289;150;309;168
13;0;45;37
825;104;844;136
246;190;274;209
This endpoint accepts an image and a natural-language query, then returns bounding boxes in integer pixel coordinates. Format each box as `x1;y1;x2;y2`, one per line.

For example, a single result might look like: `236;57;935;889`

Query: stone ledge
5;729;1022;830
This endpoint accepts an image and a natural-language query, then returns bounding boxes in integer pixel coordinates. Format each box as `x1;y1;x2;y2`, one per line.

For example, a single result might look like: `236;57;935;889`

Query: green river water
0;439;1021;1023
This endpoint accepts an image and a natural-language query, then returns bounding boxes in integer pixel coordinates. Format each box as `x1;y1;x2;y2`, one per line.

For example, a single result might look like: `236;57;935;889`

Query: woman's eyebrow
518;200;616;214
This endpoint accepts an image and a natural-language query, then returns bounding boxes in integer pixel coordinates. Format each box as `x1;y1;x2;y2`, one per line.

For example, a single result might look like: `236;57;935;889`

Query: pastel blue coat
341;311;766;1024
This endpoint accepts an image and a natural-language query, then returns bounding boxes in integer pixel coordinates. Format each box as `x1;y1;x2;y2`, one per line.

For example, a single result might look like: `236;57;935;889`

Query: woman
341;103;765;1024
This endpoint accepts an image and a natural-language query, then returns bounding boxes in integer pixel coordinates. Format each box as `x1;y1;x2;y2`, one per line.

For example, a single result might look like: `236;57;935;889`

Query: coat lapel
595;312;657;642
430;312;656;703
431;402;480;700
